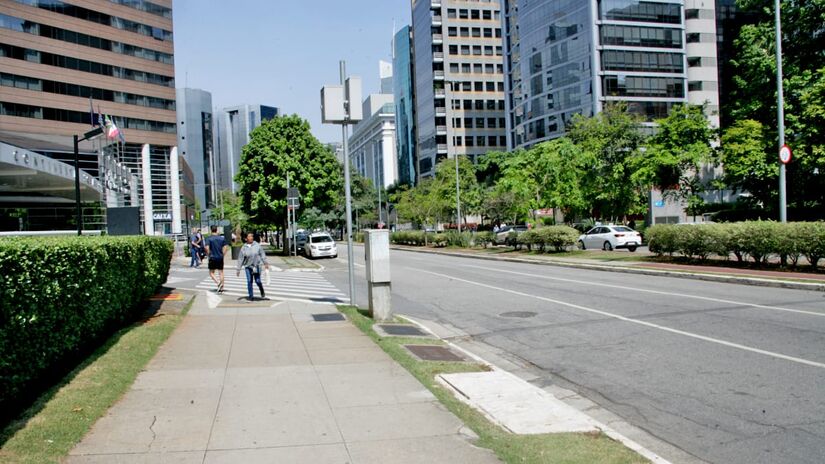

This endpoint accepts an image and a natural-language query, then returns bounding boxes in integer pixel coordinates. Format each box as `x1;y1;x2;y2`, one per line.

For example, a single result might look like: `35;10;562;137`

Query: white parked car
305;232;338;259
578;225;642;252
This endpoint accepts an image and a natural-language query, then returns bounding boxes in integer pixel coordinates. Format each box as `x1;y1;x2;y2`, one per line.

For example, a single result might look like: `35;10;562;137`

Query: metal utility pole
445;81;461;232
286;172;292;256
340;61;356;305
775;0;787;222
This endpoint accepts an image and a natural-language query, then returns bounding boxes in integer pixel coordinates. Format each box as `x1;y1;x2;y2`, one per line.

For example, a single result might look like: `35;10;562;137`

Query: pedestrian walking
205;225;228;293
189;228;202;267
196;229;206;260
236;232;269;300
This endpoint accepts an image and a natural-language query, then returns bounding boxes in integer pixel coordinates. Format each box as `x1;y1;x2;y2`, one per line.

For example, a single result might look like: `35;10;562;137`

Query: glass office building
502;0;689;149
393;25;417;186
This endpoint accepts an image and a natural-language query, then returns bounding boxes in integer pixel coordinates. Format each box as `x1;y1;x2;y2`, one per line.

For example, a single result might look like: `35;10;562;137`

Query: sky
172;0;411;144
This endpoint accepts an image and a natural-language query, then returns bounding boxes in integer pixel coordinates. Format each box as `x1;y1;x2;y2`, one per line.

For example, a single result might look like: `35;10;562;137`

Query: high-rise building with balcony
411;0;507;178
685;0;720;128
502;0;691;150
393;25;417;186
0;0;182;233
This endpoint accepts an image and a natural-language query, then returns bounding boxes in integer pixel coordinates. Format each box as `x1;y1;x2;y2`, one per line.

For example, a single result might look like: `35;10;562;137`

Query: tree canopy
235;115;343;229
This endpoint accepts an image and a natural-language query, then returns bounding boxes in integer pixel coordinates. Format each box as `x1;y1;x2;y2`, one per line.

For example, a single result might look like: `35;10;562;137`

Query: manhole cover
312;313;346;322
376;324;428;337
500;311;537;318
404;345;466;362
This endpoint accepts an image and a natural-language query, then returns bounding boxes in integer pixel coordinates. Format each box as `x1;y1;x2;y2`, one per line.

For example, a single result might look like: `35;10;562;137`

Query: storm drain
404;344;466;362
376;324;429;337
499;311;537;318
312;313;346;322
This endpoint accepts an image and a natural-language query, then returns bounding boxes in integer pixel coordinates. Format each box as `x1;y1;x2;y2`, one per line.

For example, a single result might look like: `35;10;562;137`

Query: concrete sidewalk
66;293;500;463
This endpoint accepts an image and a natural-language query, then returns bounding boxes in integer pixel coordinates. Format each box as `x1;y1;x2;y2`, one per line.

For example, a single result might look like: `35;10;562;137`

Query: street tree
567;103;648;220
433;157;481;226
729;0;825;216
235;115;343;232
719;119;776;206
635;104;716;215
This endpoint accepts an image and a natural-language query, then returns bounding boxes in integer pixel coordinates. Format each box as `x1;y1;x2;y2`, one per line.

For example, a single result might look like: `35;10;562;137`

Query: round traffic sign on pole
779;144;792;164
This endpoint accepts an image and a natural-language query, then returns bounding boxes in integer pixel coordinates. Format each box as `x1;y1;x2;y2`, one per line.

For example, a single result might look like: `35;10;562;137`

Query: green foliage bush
516;226;579;253
646;221;825;269
443;231;472;248
474;231;495;248
0;236;173;407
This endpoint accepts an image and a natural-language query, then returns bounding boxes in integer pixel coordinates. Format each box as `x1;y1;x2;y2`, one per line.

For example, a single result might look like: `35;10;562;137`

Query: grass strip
340;306;648;464
0;296;194;464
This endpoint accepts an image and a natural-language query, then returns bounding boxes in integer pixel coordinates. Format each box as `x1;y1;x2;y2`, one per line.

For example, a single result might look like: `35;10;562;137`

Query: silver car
305;232;338;259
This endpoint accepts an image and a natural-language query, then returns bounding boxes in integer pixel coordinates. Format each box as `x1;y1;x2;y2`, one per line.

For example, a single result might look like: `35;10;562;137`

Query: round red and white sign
779;144;792;164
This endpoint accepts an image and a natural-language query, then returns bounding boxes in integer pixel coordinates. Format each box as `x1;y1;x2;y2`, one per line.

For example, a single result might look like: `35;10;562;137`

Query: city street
324;245;825;464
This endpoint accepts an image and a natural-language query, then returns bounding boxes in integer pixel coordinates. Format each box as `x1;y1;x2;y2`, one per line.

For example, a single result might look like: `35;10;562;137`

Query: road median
389;245;825;292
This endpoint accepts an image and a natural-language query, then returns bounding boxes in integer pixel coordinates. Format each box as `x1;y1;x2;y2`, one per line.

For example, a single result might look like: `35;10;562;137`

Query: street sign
779;144;792;164
287;187;299;200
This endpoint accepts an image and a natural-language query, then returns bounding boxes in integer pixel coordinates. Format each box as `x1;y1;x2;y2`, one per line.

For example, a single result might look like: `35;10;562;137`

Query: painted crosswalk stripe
195;271;345;302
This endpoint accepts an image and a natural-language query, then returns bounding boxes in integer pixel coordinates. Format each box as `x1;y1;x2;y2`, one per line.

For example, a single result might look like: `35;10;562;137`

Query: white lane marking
411;268;825;369
459;264;825;318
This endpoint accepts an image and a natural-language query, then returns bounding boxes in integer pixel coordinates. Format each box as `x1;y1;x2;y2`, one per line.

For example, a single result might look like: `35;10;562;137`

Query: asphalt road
322;245;825;464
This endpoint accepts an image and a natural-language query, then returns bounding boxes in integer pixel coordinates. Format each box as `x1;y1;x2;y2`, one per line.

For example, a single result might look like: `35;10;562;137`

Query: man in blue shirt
205;225;228;292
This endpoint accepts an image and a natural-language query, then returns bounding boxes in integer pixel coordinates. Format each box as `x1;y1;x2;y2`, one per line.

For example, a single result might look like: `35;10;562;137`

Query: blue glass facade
502;0;687;150
393;25;417;186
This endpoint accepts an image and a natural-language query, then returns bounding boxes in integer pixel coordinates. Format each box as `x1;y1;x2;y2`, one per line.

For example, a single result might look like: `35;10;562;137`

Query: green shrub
647;225;679;256
0;236;172;407
517;230;541;251
796;222;825;270
536;226;579;252
443;230;472;248
474;231;495;248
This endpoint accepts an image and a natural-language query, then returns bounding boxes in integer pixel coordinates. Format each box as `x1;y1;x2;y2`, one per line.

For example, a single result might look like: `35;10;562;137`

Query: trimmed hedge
646;222;825;269
516;226;580;252
0;236;173;406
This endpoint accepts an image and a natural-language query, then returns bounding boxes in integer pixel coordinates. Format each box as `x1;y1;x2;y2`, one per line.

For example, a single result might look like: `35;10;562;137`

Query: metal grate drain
312;313;346;322
404;344;466;362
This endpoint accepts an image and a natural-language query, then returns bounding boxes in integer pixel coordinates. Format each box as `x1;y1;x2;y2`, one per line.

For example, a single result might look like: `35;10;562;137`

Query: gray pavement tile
131;369;224;390
347;435;501;464
308;347;393;366
334;402;464;443
204;444;350;464
315;362;435;408
64;451;204;463
71;388;221;455
226;348;310;368
293;322;363;339
301;334;376;350
148;352;230;370
207;397;342;449
222;365;318;391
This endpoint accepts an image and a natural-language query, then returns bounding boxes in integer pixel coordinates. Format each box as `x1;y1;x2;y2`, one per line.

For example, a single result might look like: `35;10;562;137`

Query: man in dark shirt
205;225;228;292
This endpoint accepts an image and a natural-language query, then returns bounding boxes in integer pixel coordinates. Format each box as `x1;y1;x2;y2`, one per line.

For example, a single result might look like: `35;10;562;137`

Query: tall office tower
502;0;689;150
176;88;214;213
715;0;751;129
685;0;720;128
0;0;181;233
393;25;417;186
349;94;397;190
411;0;507;179
213;104;279;193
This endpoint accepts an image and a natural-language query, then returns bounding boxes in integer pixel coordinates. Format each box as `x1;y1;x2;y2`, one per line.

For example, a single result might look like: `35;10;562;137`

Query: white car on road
578;225;642;252
305;232;338;259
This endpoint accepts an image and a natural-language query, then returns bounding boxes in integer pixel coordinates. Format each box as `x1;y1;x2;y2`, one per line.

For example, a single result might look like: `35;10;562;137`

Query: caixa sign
152;212;172;221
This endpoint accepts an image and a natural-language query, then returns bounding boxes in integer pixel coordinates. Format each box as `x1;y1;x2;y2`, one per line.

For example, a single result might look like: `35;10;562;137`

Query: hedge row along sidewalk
0;236;173;414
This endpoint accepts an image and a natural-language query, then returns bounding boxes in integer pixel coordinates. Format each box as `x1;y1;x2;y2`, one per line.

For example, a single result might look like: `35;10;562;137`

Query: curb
390;245;825;292
400;314;675;464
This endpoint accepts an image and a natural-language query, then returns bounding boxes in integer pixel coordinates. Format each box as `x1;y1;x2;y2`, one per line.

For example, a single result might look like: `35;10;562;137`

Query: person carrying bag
236;232;269;300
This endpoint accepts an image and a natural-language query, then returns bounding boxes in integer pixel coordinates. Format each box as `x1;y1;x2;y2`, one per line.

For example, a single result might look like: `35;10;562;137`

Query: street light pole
775;0;787;222
445;80;461;232
73;134;82;236
341;61;356;305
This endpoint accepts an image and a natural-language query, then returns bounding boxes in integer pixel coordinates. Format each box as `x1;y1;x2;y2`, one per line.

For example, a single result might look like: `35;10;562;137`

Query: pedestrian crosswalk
195;269;346;303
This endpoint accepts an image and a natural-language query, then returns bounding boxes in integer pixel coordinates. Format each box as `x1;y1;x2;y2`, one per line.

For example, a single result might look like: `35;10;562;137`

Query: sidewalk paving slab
67;292;501;464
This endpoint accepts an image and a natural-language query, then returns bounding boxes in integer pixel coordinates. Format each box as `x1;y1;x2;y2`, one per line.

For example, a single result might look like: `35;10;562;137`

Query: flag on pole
89;96;96;127
104;114;121;140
